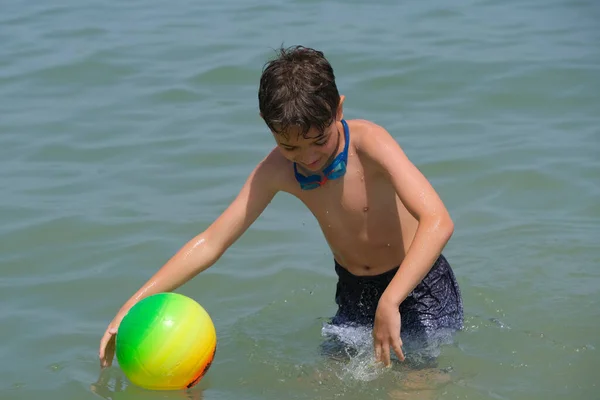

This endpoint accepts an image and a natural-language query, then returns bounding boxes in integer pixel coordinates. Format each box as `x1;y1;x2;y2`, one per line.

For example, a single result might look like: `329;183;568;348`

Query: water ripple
0;0;598;399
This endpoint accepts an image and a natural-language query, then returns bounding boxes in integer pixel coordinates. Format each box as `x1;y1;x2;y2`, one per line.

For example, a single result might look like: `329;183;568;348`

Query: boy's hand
99;315;124;368
373;297;405;366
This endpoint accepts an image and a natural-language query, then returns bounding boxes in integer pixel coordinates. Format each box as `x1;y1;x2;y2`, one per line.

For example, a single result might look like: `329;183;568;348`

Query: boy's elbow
424;211;453;241
201;231;228;263
439;213;454;241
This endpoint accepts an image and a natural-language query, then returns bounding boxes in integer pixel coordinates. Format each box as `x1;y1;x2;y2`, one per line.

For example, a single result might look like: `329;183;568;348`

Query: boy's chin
301;159;325;172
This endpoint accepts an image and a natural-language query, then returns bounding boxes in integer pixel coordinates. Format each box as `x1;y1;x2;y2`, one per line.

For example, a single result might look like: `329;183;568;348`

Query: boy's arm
360;122;454;365
360;122;454;306
128;154;280;297
99;152;281;366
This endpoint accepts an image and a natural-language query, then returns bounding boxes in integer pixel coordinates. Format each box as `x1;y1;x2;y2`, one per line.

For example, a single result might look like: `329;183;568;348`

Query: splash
320;323;387;382
321;322;457;378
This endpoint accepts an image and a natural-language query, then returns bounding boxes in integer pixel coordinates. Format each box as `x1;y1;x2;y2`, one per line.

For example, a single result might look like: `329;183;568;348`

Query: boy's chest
295;162;399;229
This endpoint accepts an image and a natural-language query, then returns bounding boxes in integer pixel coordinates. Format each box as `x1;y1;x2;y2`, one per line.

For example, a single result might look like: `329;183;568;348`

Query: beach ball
115;292;217;390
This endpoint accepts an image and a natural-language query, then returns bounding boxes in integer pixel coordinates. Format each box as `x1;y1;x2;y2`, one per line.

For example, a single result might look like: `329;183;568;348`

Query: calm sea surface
1;0;598;399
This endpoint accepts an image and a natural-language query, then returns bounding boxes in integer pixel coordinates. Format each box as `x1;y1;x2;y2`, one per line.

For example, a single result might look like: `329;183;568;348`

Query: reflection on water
90;368;205;400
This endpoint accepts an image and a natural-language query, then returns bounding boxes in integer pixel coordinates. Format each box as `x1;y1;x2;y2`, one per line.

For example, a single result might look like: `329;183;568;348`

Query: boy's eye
314;137;328;146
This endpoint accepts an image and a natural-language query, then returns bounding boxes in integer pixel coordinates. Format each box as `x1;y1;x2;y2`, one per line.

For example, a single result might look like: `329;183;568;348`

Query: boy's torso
269;119;419;276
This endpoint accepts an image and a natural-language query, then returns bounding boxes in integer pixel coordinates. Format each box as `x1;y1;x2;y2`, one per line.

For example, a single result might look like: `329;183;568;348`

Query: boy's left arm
360;123;455;366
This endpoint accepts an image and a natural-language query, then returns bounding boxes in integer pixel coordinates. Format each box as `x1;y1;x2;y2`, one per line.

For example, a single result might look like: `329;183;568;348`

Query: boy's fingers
99;330;115;367
382;343;391;367
392;339;405;362
99;333;108;358
374;342;382;362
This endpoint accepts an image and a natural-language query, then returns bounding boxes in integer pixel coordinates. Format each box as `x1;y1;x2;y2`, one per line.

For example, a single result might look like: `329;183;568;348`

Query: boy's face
268;96;345;172
273;121;340;172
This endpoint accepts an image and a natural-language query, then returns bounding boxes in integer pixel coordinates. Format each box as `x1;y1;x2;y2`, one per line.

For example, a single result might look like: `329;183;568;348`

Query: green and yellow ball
115;292;217;390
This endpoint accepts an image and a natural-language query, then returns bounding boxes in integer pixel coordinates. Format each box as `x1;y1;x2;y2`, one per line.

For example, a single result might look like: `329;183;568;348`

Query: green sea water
1;1;598;399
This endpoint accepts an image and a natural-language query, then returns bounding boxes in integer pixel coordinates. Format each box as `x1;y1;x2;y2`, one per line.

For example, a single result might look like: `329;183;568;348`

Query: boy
98;45;463;370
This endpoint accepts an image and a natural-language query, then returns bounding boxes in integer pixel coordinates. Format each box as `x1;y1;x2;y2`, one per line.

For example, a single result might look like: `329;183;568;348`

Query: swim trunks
326;254;463;366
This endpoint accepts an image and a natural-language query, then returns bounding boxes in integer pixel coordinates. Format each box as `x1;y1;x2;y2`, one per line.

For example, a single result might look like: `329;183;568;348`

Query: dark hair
258;45;340;138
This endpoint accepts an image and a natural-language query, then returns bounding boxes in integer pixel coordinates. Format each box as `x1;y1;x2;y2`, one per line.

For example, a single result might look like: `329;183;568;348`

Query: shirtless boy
98;45;463;370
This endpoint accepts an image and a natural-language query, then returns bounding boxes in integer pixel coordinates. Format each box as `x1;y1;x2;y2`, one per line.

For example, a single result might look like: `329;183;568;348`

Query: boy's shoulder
251;145;296;192
347;118;399;153
348;118;391;137
261;145;291;169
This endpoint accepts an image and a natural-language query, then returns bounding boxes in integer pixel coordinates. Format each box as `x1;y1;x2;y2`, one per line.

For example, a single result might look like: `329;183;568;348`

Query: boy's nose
300;153;320;165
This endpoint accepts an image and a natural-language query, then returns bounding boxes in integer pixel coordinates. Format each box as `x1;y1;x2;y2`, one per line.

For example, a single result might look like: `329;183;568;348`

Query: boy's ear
336;95;345;121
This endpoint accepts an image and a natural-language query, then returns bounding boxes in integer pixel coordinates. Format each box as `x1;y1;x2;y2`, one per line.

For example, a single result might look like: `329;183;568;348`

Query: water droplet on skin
387;243;390;247
328;225;331;228
183;238;206;259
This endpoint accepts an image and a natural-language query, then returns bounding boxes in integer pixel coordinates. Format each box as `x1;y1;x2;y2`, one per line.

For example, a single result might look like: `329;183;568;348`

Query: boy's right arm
99;153;281;367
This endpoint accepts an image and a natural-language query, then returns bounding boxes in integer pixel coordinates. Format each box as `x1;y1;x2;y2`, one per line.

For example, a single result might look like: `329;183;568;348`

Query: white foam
320;323;387;382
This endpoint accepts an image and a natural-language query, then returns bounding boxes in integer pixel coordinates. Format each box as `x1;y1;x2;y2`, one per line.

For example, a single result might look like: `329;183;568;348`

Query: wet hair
258;45;340;139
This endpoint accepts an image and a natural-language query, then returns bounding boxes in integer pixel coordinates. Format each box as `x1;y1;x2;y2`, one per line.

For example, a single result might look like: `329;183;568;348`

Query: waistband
334;259;400;284
334;254;448;284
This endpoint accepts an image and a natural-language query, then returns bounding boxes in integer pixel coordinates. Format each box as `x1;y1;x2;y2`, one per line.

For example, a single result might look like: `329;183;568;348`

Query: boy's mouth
303;158;322;170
